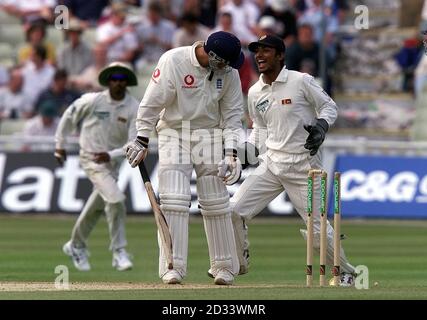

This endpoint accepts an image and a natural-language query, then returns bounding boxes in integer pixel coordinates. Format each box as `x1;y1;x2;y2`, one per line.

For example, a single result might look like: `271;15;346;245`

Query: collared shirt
21;61;55;108
35;87;81;116
96;22;138;63
247;66;338;161
137;19;176;63
23;115;59;136
172;25;211;48
58;41;93;76
136;41;244;150
55;90;139;159
220;1;259;44
0;87;32;118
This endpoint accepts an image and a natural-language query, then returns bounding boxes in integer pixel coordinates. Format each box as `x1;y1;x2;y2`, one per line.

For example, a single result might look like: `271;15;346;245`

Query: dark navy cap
248;34;286;53
204;31;245;69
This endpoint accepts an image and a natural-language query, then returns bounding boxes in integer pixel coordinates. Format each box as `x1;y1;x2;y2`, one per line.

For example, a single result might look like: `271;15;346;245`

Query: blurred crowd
0;0;351;139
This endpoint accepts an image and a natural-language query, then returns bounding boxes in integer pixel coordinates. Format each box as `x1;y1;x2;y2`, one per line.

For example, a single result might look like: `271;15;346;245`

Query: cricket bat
138;162;173;270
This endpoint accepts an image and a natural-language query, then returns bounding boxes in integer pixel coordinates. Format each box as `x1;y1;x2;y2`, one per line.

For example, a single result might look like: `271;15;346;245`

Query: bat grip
138;162;150;183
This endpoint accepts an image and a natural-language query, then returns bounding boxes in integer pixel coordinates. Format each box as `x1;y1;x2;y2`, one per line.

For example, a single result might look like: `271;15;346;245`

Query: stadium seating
0;43;14;61
0;24;25;47
46;26;64;48
0;119;27;136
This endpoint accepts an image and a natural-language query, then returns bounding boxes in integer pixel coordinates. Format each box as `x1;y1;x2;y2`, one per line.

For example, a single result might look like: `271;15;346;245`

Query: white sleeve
136;54;176;138
247;94;267;154
302;74;338;127
219;70;244;151
55;93;96;149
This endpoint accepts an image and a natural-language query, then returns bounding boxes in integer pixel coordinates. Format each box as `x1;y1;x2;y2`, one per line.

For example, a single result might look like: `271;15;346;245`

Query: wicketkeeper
55;62;139;272
231;35;356;286
125;31;244;285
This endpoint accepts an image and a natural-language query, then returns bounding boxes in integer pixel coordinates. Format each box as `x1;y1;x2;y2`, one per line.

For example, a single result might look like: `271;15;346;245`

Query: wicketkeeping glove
125;136;149;168
239;142;259;170
54;149;67;166
304;119;329;156
218;149;242;185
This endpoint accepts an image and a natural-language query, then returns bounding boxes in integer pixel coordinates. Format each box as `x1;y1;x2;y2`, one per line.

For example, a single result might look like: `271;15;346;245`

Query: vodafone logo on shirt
182;74;198;88
152;68;161;83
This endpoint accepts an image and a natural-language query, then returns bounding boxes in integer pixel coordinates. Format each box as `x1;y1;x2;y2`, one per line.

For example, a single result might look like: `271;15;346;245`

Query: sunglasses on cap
109;73;128;81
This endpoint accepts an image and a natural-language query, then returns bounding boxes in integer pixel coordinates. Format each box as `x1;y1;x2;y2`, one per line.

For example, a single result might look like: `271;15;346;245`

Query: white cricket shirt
55;90;139;159
247;67;338;162
136;41;244;150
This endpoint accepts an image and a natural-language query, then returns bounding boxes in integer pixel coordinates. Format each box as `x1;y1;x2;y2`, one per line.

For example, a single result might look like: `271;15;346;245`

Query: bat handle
138;162;150;183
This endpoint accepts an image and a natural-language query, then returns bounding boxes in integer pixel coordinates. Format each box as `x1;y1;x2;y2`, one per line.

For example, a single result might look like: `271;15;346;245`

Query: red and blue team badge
216;78;223;89
282;98;292;105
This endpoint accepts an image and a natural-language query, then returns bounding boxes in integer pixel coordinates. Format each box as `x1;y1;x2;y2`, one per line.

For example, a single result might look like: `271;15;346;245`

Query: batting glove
54;149;67;166
218;149;242;185
304;119;329;156
125;136;149;168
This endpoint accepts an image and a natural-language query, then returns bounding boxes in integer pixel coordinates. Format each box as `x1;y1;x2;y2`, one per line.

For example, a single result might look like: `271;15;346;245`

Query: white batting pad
158;170;191;278
197;176;239;276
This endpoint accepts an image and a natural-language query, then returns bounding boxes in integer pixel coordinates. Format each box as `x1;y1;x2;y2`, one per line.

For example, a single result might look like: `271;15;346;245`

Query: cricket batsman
55;62;139;272
231;35;356;286
125;31;245;285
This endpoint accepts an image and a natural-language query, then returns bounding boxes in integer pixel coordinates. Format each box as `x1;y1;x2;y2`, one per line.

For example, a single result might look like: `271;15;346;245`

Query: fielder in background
232;35;356;286
54;62;139;272
125;31;245;285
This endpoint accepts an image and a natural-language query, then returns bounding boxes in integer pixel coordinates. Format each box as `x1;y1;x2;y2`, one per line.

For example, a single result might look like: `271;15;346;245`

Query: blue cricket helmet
204;31;245;69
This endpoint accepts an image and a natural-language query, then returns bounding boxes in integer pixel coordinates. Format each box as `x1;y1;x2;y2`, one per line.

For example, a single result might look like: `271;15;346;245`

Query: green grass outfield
0;214;426;300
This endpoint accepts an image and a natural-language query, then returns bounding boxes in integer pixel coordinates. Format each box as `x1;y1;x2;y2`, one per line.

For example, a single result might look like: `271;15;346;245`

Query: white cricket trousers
156;129;239;279
69;152;127;251
231;152;355;274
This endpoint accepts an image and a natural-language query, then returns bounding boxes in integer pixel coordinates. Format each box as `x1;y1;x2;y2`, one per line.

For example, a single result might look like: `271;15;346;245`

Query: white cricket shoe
112;248;133;271
63;241;91;271
162;270;182;284
329;272;355;287
214;270;234;285
207;250;249;279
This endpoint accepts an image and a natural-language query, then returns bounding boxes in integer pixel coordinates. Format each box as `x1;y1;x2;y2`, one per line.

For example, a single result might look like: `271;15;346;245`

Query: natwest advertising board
3;152;425;218
0;152;295;216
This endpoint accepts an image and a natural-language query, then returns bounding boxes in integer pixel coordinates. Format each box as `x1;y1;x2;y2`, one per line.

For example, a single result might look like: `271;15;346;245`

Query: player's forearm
54;101;83;148
316;100;338;128
108;147;126;159
135;105;162;138
54;115;73;149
